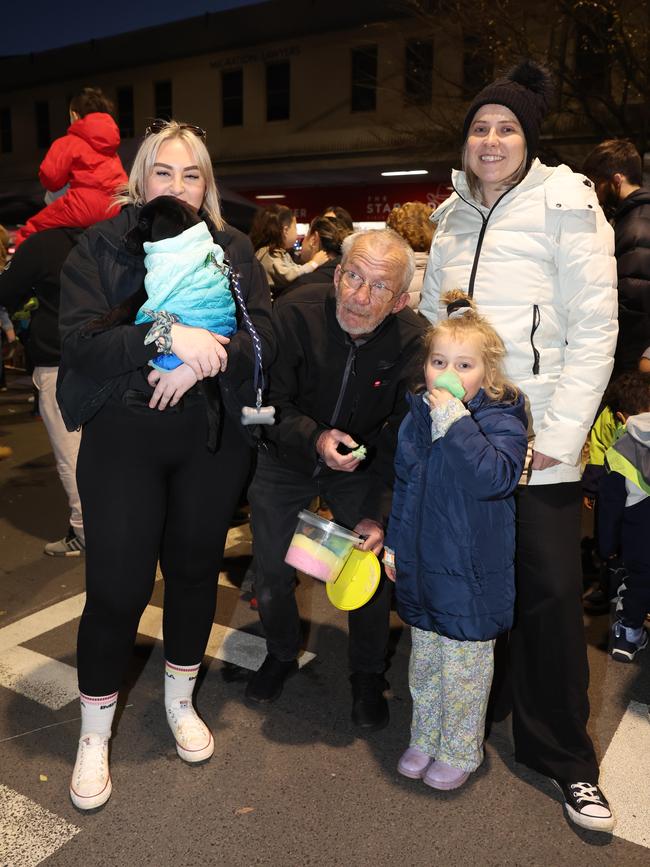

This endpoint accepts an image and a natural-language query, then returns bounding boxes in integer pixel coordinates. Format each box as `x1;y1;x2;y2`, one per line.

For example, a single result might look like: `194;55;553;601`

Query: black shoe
245;654;298;704
350;672;389;731
552;780;615;833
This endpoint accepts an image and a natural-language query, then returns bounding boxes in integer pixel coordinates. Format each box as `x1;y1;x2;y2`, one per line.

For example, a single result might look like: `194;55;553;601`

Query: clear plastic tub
284;509;362;583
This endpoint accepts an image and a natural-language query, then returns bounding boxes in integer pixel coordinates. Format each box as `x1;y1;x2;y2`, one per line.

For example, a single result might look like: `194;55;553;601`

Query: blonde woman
57;119;274;811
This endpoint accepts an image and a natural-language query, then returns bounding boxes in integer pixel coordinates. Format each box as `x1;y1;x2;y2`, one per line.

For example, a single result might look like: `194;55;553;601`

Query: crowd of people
0;60;648;838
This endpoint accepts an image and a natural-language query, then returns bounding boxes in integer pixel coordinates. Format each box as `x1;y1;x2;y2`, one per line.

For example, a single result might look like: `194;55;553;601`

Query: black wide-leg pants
76;396;252;696
511;483;599;783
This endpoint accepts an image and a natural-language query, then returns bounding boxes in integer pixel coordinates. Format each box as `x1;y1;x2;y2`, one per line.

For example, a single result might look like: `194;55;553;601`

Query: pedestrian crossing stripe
0;783;80;867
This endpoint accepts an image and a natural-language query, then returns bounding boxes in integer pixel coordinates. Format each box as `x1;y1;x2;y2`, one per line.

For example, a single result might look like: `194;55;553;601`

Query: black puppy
82;196;204;335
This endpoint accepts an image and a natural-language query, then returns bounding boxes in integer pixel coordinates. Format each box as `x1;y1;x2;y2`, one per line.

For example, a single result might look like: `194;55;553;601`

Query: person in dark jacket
286;215;353;293
57;119;274;812
246;229;426;728
583;139;650;374
0;226;85;555
384;289;527;791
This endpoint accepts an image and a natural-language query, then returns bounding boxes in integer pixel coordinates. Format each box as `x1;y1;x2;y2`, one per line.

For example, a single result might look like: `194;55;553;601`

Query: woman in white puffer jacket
420;61;618;833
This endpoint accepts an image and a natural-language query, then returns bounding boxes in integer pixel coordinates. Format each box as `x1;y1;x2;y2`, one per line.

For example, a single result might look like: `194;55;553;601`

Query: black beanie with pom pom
462;60;553;167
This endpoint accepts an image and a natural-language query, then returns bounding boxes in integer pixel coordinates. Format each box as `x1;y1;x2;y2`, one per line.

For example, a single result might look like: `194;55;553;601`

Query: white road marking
0;537;313;709
600;700;650;848
0;646;77;710
137;605;315;670
0;783;80;867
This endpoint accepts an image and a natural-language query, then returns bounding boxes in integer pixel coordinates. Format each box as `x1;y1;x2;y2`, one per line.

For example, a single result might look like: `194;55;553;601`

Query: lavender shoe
423;760;470;791
397;747;433;780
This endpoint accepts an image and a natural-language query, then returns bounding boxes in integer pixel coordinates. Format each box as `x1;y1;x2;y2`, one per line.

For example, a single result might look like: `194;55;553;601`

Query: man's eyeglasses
145;119;207;141
340;268;397;302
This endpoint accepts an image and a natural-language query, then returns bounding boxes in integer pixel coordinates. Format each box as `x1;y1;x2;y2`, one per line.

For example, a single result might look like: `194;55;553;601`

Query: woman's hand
170;323;230;379
148;364;198;410
531;450;562;471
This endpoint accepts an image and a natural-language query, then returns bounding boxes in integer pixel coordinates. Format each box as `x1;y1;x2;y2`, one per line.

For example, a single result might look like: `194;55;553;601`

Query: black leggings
76;395;252;696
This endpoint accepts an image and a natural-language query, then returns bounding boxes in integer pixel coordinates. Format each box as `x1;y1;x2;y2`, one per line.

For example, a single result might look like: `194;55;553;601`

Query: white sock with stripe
164;661;201;707
79;691;118;738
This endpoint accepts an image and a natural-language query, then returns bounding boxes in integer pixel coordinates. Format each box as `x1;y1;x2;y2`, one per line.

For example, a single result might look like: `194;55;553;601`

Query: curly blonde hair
422;289;518;402
386;201;435;252
114;120;224;230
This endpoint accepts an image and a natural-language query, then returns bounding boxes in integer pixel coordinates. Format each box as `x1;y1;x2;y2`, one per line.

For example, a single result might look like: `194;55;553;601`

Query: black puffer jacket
614;188;650;372
264;284;427;522
57;205;274;432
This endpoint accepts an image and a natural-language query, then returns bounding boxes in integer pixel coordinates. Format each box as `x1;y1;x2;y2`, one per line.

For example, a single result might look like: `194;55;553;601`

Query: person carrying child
597;370;650;662
384;290;528;790
13;87;127;248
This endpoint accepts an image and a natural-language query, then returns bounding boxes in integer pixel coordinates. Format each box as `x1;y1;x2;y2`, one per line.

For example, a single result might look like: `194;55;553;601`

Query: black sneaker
611;621;649;663
350;672;389;731
245;654;298;704
552;780;614;833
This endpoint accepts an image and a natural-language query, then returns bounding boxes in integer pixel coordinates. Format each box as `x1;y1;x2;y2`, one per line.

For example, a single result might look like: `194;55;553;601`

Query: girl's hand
170;324;230;379
311;250;329;268
531;450;562;471
148;364;198;410
426;387;454;408
384;564;396;582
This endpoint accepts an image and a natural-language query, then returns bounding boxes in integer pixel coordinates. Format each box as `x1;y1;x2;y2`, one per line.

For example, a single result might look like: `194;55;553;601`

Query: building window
266;62;290;122
116;86;135;138
351;45;378;112
462;34;493;96
405;39;433;105
0;108;12;153
154;80;172;121
35;101;50;149
222;69;243;127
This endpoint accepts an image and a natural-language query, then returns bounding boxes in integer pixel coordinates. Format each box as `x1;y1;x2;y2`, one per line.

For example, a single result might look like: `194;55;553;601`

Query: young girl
250;204;328;295
384;290;528;791
14;87;127;248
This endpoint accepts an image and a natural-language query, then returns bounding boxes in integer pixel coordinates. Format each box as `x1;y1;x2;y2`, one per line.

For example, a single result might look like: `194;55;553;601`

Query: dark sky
1;0;264;55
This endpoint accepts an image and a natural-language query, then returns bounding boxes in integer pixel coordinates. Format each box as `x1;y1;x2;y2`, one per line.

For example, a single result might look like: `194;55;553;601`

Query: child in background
384;290;528;790
597;371;650;662
13;88;127;248
250;204;328;296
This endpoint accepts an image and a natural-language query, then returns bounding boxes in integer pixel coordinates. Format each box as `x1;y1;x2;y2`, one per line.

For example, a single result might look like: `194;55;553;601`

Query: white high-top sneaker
166;698;214;763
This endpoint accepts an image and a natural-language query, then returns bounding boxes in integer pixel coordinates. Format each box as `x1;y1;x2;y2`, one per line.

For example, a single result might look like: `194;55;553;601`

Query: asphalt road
1;372;649;867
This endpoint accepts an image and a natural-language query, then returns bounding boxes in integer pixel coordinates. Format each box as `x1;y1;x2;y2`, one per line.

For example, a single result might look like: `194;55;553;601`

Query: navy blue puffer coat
385;389;528;641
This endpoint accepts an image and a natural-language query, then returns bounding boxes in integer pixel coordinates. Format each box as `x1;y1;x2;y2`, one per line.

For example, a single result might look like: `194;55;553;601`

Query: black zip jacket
57;205;274;432
614;188;650;371
0;227;81;367
264;283;427;523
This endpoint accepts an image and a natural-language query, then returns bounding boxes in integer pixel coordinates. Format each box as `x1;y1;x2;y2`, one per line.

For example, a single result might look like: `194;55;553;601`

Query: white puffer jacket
420;159;618;485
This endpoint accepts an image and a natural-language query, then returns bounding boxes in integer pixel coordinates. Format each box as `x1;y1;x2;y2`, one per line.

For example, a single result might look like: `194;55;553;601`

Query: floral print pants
409;627;496;772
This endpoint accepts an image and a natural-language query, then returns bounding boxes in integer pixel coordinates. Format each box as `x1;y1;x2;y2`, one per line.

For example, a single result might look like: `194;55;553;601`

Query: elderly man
246;229;427;729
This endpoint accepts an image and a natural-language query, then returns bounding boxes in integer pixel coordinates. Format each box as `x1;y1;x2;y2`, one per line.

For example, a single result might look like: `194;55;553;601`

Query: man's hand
170;324;230;379
148;364;198;410
316;428;362;472
531;450;562;471
353;518;384;556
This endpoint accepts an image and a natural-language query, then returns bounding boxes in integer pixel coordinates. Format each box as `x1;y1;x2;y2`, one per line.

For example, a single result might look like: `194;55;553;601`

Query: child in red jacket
14;88;127;248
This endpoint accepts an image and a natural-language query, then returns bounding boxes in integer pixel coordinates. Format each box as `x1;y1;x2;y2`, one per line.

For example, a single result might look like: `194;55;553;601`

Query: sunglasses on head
145;119;207;141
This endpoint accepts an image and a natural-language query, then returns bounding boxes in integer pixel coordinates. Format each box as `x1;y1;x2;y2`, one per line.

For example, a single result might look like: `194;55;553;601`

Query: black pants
619;497;650;627
76;395;252;696
248;452;391;673
510;483;599;783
